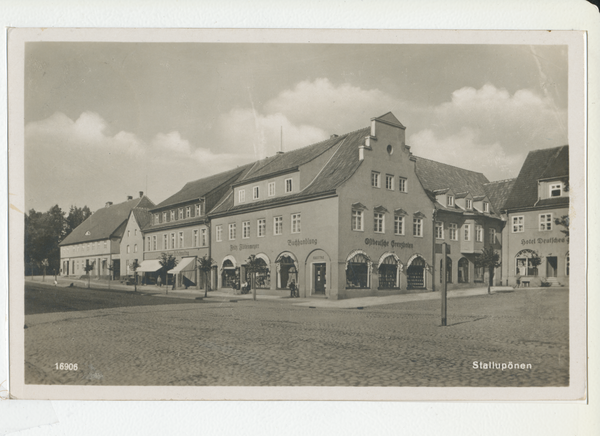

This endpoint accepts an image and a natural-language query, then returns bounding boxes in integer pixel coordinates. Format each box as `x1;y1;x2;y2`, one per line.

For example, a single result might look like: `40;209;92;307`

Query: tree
528;251;542;276
245;255;267;301
66;205;92;234
474;247;501;295
158;253;178;293
554;215;569;237
197;255;215;298
84;261;95;289
132;259;141;292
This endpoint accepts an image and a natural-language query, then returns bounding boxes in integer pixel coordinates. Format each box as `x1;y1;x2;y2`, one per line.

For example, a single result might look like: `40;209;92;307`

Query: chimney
330;134;339;139
139;191;144;198
105;201;113;208
127;195;133;200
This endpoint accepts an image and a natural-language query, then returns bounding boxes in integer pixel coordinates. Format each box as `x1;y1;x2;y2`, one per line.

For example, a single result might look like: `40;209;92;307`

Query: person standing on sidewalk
157;275;162;287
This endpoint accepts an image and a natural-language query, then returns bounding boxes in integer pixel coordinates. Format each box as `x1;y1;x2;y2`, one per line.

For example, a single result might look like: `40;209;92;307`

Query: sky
24;42;568;213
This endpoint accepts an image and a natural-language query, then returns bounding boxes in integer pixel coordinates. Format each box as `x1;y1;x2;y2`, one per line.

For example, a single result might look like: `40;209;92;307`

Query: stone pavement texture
24;287;569;387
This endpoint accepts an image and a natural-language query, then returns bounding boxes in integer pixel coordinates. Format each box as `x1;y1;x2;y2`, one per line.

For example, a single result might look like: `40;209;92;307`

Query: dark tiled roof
132;207;153;230
60;196;155;246
504;145;569;210
414;157;490;197
536;197;569;208
210;128;369;215
153;165;252;210
483;178;516;214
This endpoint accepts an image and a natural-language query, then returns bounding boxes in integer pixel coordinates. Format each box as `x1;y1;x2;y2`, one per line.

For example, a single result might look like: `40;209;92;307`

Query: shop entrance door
314;263;326;295
546;256;558;278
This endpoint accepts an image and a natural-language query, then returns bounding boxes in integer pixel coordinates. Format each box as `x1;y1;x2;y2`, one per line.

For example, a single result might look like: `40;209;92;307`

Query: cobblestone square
24;286;569;387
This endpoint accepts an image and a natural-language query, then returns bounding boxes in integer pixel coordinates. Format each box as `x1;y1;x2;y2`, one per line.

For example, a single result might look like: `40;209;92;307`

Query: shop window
291;213;301;233
239;189;246;203
371;171;380;188
285;178;293;193
221;259;238;289
276;255;297;289
413;218;423;237
458;257;469;283
257;219;266;237
274;216;283;235
399;177;407;193
476;225;483;242
374;213;385;233
216;225;223;242
515;250;540;277
395;216;405;235
242;221;250;239
550;183;562;197
512;216;524;233
435;221;444;239
229;223;236;240
474;265;484;282
539;213;553;231
440;256;452;283
245;257;270;289
346;253;370;289
268;182;275;197
407;256;426;289
385;174;394;190
352;209;364;231
378;255;399;289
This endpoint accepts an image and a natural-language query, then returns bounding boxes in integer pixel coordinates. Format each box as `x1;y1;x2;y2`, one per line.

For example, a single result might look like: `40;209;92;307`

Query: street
24;283;569;387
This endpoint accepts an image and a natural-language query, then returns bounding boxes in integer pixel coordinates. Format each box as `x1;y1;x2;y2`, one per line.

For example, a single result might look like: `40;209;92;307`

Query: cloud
409;84;568;180
151;131;192;154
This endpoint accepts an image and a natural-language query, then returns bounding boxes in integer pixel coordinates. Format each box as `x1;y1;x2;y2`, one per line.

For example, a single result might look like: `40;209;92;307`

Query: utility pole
441;242;448;326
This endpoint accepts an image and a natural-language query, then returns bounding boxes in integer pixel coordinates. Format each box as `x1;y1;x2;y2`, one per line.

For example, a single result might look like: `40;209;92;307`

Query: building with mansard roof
59;192;154;279
501;145;569;287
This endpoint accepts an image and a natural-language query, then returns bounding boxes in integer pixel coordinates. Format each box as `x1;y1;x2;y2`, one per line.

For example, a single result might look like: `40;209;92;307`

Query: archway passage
407;256;426;289
378;255;399;289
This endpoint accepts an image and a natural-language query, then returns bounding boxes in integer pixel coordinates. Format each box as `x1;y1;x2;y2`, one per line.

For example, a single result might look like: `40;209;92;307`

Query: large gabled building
59;193;154;278
501;145;569;287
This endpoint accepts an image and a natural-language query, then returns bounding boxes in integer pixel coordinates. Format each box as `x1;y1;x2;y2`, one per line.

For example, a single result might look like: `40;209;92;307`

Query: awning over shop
168;256;196;274
136;259;163;272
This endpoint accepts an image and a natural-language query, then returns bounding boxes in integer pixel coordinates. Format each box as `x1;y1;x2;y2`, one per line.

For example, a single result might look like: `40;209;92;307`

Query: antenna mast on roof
278;126;284;155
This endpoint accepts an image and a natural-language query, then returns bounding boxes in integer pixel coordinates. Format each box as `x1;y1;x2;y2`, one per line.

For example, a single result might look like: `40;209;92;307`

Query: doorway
314;263;326;295
546;256;558;278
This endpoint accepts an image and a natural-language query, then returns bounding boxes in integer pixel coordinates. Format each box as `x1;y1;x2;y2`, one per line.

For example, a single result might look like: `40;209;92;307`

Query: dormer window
253;186;260;200
447;196;454;207
239;189;246;203
154;213;160;224
484;202;489;213
466;199;472;210
162;212;167;222
85;230;91;236
285;178;293;193
268;182;276;197
170;210;175;221
550;183;562;197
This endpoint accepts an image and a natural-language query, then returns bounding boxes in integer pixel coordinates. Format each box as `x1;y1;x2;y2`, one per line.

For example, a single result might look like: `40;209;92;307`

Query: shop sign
288;238;318;247
365;238;414;249
521;237;568;245
172;250;189;256
230;244;260;251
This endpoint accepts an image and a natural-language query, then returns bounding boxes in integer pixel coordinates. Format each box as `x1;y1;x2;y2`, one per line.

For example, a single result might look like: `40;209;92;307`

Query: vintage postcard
7;28;587;401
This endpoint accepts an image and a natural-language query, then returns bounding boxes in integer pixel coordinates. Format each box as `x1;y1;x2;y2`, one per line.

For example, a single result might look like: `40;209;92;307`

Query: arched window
440;256;452;283
515;249;540;277
458;258;469;283
221;258;238;289
276;254;297;289
346;253;370;289
378;255;399;289
246;257;270;289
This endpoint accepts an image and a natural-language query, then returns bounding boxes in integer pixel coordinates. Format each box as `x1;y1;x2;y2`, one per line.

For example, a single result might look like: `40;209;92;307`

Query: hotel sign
521;237;568;246
364;238;414;249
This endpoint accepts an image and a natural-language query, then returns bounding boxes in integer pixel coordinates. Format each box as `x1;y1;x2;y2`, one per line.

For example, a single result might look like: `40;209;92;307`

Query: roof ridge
484;178;516;185
414;155;486;176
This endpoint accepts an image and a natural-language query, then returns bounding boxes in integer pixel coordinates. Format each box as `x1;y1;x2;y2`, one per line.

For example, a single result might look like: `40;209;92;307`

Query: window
483;202;489;213
201;229;207;246
516;252;539;277
147;237;151;251
186;206;191;218
374;213;385;233
466;199;472;210
104;241;107;249
216;225;223;242
179;208;183;220
170;233;175;249
268;182;276;197
435;221;444;239
539;213;553;231
178;232;184;248
449;223;458;240
463;224;471;241
346;253;370;289
489;228;496;244
447;196;454;207
195;204;201;216
458;258;469;283
385;174;394;190
274;216;283;235
193;230;198;247
127;230;130;238
476;225;483;242
154;213;159;224
153;236;157;251
257;219;266;237
512;216;524;233
163;234;167;250
398;177;407;193
413;218;423;237
352;210;364;231
394;216;405;235
285;178;293;193
127;245;130;254
229;223;236;240
550;183;562;197
253;186;259;200
170;210;175;221
238;189;246;203
371;172;380;188
242;221;250;239
291;213;301;233
134;229;137;236
134;244;138;253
